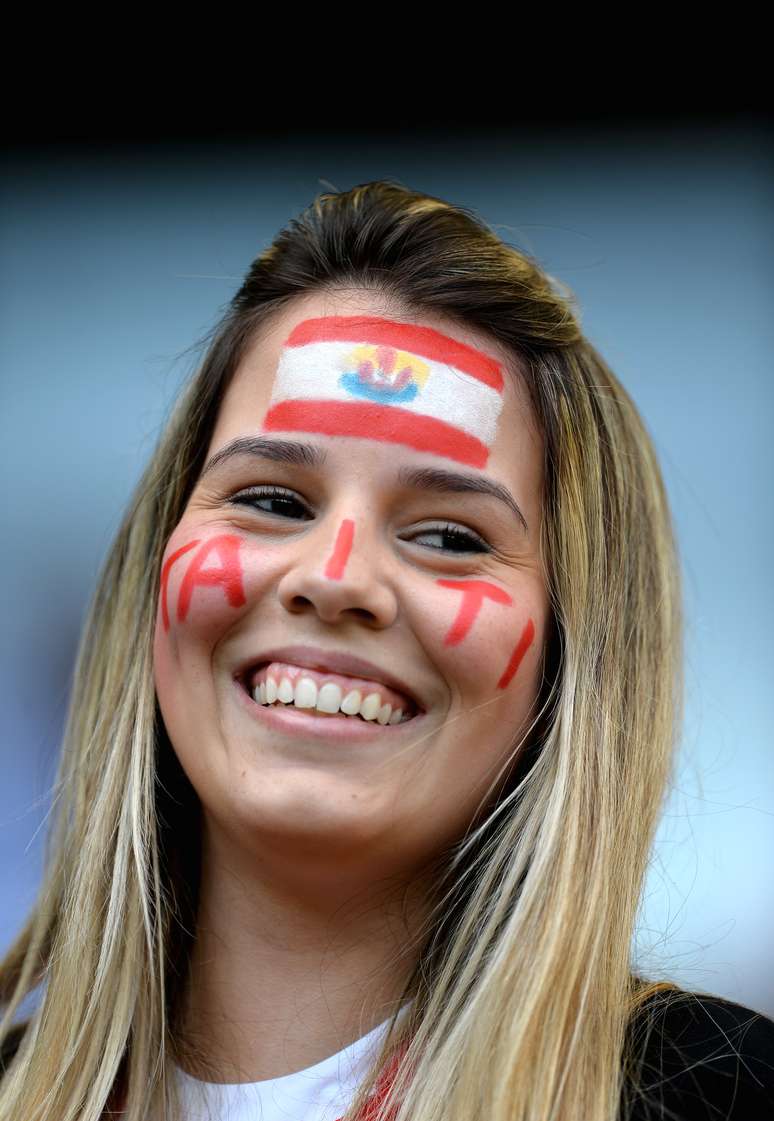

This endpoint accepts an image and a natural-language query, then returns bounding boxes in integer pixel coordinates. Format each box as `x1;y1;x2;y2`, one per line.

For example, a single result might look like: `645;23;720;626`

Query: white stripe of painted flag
262;316;505;468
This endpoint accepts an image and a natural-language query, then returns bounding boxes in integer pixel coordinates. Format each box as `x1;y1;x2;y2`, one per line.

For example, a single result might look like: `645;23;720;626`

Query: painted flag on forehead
262;316;505;468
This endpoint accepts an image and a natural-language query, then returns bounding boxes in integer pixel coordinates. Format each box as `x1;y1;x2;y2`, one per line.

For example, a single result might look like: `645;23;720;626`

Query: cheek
424;577;541;698
156;530;259;648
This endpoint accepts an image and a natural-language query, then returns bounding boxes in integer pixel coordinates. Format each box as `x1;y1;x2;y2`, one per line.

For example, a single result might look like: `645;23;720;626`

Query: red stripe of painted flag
284;316;504;393
264;400;489;468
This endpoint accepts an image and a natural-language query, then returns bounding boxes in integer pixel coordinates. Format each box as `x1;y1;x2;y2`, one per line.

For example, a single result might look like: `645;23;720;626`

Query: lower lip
232;678;424;743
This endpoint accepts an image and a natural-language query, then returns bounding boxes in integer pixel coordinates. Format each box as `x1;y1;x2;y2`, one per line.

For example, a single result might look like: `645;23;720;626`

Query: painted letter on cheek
496;619;536;689
160;539;201;632
324;519;355;581
176;534;247;623
436;579;513;646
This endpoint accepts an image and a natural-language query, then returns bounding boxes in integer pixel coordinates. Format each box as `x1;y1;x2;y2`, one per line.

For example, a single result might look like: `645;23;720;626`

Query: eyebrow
396;465;529;535
200;436;328;477
200;436;528;534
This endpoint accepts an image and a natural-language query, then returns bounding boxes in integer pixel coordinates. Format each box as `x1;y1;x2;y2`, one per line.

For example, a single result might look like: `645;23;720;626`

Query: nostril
286;596;378;625
289;596;315;611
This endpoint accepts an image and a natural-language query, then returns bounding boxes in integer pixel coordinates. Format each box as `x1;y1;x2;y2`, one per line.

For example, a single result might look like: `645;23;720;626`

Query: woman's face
153;289;551;883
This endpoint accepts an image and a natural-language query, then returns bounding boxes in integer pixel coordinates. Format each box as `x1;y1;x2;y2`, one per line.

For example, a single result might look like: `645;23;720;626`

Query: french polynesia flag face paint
262;316;506;468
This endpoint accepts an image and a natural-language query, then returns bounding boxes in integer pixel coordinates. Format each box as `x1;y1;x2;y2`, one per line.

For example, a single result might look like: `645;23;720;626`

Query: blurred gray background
2;123;772;1014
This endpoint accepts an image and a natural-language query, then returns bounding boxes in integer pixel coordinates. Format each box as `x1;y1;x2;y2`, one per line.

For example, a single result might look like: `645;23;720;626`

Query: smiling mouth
237;662;419;727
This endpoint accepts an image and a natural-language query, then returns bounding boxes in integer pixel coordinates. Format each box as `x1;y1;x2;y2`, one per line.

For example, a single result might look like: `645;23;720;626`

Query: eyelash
229;486;492;555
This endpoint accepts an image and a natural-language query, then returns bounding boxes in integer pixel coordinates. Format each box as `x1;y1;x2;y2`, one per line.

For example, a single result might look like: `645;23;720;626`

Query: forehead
209;289;541;488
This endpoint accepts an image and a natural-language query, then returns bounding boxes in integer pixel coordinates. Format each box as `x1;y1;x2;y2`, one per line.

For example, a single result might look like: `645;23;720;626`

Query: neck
173;818;428;1083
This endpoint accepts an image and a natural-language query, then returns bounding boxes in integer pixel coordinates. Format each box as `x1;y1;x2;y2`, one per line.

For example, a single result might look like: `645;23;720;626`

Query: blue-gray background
2;127;772;1015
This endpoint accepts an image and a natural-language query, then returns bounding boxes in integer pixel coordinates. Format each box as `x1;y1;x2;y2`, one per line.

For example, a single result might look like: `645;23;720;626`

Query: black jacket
621;991;774;1119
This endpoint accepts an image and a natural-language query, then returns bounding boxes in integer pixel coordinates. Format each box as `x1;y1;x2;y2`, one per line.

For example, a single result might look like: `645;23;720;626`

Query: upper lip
233;643;425;713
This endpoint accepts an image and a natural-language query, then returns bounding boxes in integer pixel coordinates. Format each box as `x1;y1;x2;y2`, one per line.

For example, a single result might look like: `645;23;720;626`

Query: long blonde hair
0;181;684;1120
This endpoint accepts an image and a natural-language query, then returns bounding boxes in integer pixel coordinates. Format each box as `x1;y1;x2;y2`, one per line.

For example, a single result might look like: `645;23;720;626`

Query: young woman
1;181;772;1121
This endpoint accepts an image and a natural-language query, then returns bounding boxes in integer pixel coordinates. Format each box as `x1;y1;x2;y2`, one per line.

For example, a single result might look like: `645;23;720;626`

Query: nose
276;517;399;628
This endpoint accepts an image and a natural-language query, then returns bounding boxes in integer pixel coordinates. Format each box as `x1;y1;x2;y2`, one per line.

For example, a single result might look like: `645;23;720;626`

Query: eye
408;522;491;554
229;485;312;521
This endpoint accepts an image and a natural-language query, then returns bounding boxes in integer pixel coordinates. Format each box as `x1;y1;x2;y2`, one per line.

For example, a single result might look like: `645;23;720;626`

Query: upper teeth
254;674;406;725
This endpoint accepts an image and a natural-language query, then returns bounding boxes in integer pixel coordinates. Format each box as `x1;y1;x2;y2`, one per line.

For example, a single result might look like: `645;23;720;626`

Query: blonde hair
0;181;684;1120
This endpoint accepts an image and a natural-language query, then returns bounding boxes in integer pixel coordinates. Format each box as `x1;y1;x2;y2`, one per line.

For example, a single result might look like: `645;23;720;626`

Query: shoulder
622;989;774;1120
